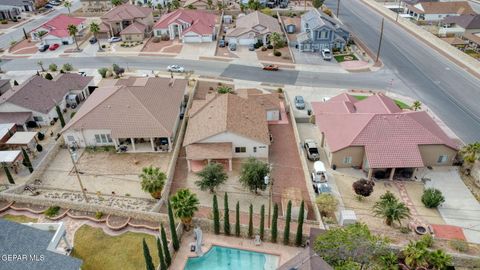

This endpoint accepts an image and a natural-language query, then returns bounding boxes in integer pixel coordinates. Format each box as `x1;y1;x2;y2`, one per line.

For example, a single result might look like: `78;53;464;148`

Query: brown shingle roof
120;21;146;35
183;93;270;146
0;74;93;114
407;1;475;15
226;11;282;37
62;77;186;138
101;4;152;22
186;142;233;160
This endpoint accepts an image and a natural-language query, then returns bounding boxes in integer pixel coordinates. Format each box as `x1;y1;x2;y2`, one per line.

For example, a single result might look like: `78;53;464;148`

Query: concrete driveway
424;166;480;244
178;42;216;59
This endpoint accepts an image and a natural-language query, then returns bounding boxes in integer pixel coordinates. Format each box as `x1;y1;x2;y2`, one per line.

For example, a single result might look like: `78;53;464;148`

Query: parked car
248;43;255;51
89;37;97;44
294;95;305;109
311;161;328;184
219;39;226;48
38;44;49;52
321;48;332;61
263;64;279;71
167;65;185;73
313;182;331;194
44;4;53;8
108;37;122;43
228;42;236;51
49;1;61;6
49;44;60;51
303;139;320;161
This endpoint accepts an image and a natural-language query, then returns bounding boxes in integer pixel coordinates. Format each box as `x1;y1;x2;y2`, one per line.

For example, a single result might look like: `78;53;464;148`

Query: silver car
304;139;320;161
167;65;185;73
294;96;305;110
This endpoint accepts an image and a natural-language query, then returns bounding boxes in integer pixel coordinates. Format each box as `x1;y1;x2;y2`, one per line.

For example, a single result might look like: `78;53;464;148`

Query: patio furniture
254;235;261;246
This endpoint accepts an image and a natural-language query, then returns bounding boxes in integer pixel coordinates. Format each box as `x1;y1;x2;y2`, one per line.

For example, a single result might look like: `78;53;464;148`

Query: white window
253;147;257;153
317;30;328;39
235;147;246;153
437;155;448;164
107;134;113;143
343;156;352;164
33;116;43;122
95;134;101;143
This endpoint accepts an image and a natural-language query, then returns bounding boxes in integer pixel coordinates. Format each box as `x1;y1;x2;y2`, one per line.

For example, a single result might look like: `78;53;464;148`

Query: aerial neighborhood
0;0;479;270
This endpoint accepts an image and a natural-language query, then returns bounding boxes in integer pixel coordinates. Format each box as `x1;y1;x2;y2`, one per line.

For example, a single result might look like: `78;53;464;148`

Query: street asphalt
324;0;480;143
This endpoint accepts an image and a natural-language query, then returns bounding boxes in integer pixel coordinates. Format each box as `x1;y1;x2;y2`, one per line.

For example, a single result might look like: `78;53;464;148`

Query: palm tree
111;0;123;6
67;24;80;51
428;249;452;270
460;142;480;164
373;191;410;226
89;22;102;51
64;1;72;14
403;240;430;269
170;188;200;230
412;100;422;111
139;166;166;199
37;61;45;72
270;32;283;54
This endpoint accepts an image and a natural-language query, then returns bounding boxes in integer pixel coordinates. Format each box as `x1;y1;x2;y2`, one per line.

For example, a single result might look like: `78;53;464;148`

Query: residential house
463;32;480;52
226;11;282;46
80;0;115;12
236;88;282;121
311;93;459;180
0;0;35;21
61;77;187;152
99;4;153;41
295;9;350;52
440;36;468;49
183;93;270;171
182;0;215;9
0;73;94;126
153;9;217;43
0;79;11;95
406;1;475;22
440;14;480;36
0;219;82;270
30;14;86;45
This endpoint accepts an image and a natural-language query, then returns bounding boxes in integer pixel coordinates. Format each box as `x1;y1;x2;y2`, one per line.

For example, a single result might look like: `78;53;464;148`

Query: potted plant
139;166;166;199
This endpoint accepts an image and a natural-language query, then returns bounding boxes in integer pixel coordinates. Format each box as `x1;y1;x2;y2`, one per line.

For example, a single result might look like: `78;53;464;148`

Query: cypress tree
283;200;292;245
160;224;171;266
213;194;220;234
235;201;240;237
3;163;14;184
295;200;305;246
156;237;167;270
248;204;253;238
271;203;278;243
55;105;65;128
45;73;53;80
142;238;155;270
224;192;230;235
21;148;33;173
167;200;180;251
259;204;265;240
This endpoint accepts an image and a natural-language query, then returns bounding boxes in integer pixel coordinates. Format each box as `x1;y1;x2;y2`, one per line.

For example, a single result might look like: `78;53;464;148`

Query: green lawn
2;214;37;223
334;54;358;62
464;49;480;59
352;95;411;109
71;225;159;270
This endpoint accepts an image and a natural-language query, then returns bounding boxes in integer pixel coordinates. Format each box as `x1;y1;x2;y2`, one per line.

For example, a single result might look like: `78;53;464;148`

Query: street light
68;147;89;203
264;174;273;228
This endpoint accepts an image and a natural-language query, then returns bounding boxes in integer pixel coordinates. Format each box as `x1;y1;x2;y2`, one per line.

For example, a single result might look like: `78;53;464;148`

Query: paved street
0;0;80;50
324;0;480;143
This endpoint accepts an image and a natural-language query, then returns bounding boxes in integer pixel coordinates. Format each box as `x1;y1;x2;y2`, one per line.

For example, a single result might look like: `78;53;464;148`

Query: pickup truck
304;139;320;161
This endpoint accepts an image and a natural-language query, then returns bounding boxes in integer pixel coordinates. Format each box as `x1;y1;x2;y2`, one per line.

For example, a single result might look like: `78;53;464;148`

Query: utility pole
396;0;402;22
336;0;340;18
376;18;384;63
68;148;89;203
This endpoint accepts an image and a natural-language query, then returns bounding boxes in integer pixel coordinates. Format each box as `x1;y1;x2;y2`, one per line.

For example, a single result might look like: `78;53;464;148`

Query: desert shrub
277;88;283;93
421;188;445;208
70;112;76;118
98;67;108;78
44;73;53;80
419;234;434;248
315;193;338;216
95;211;103;219
450;239;469;252
399;227;411;234
44;206;60;217
267;44;273;49
62;63;73;72
352;179;375;197
274;51;282;57
1;20;7;24
49;63;57;72
37;132;45;140
323;8;333;17
161;34;170;41
36;144;43;152
261;47;267;51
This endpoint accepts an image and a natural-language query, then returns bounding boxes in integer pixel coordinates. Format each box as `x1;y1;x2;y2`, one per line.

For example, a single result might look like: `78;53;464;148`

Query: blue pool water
184;245;279;270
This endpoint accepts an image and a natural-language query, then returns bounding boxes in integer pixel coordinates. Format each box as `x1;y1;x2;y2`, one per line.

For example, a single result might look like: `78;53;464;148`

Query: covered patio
5;132;38;151
0;150;22;175
114;137;171;153
185;143;233;172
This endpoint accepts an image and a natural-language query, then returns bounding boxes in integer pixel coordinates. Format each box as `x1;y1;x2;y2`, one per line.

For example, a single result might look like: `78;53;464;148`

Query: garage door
238;38;255;45
183;35;202;43
43;38;63;45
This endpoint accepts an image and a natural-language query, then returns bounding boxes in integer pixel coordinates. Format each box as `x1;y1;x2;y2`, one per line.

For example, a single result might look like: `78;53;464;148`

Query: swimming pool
184;245;279;270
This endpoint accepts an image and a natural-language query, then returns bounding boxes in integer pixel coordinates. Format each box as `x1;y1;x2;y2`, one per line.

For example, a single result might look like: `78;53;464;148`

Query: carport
185;143;233;172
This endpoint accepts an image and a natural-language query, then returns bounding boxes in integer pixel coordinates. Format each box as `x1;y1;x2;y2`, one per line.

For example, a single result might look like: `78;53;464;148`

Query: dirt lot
194;80;234;100
141;38;182;54
9;39;39;55
256;46;294;64
39;149;172;199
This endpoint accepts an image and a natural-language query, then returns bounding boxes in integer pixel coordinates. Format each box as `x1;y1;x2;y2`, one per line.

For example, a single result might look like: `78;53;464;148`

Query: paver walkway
394;181;425;225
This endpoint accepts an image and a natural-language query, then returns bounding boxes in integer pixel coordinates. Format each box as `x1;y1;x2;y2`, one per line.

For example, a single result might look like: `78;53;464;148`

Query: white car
321;48;332;61
167;65;185;73
108;37;122;43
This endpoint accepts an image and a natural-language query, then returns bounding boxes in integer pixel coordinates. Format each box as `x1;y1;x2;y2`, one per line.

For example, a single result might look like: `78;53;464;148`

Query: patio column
187;159;192;172
113;138;119;150
389;168;395;181
130;138;136;152
228;159;232;171
150;137;155;151
168;137;172;152
367;168;373;180
22;123;27;131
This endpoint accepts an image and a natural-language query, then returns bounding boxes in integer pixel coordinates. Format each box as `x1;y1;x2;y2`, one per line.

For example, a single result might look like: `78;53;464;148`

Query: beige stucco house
99;4;153;41
225;11;282;46
312;93;460;180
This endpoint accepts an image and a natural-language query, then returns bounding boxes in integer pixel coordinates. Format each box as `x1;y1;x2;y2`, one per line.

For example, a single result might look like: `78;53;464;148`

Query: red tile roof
33;14;85;38
120;21;146;35
312;93;459;169
101;4;152;22
154;10;216;36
